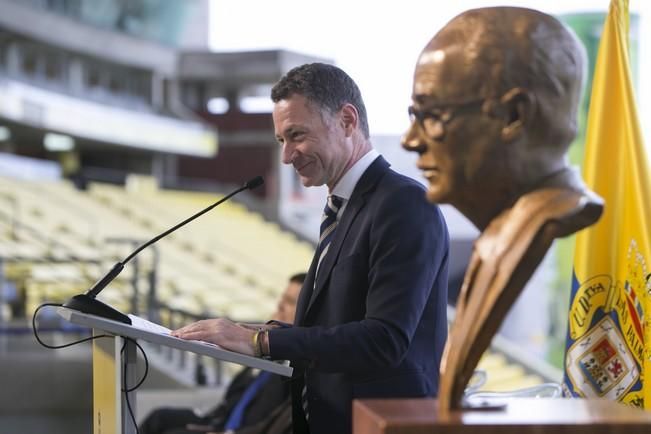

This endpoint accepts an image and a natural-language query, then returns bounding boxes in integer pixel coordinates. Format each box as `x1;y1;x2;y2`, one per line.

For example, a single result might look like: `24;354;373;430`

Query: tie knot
317;195;344;275
321;195;342;226
326;195;343;213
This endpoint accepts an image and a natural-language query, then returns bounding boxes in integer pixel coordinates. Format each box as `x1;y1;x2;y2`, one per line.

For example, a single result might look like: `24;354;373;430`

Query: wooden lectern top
353;398;651;434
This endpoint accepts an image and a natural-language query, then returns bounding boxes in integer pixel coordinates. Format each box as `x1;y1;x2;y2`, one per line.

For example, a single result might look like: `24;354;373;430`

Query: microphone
63;176;265;324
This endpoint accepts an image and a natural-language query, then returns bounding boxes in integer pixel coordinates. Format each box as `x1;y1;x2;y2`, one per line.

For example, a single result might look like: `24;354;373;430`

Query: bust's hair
440;7;586;151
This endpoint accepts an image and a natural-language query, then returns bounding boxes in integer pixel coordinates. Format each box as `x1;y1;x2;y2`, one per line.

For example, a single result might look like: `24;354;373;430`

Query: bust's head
402;7;586;229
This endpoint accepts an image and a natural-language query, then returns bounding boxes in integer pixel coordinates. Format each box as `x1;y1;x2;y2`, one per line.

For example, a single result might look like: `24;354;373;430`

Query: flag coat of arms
563;0;651;409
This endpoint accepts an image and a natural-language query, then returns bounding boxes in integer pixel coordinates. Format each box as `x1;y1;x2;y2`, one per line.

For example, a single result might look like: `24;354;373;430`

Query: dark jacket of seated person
140;273;304;434
140;367;291;434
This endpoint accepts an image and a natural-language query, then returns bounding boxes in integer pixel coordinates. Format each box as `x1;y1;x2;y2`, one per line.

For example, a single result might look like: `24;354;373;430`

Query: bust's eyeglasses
408;99;487;138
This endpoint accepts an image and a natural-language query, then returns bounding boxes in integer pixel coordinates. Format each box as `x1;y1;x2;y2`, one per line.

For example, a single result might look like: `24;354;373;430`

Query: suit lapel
294;250;318;326
305;156;390;315
306;192;365;312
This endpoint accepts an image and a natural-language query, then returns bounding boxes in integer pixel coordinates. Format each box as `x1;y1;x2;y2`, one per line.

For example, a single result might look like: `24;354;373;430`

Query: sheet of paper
127;314;223;349
128;314;171;335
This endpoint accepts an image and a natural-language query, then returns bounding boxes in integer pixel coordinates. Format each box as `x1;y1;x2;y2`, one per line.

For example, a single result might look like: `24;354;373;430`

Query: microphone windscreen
245;176;264;190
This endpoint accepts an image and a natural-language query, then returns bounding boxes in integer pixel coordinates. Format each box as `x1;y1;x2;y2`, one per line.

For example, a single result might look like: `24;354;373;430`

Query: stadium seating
0;175;314;321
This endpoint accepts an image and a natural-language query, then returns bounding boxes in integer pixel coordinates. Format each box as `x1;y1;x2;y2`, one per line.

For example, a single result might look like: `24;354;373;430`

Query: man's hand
171;318;256;356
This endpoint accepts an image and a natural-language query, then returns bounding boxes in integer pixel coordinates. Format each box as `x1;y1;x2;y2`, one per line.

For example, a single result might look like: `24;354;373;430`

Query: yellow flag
563;0;651;409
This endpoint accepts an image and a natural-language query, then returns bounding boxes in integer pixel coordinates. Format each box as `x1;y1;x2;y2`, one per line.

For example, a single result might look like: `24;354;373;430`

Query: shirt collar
331;149;380;200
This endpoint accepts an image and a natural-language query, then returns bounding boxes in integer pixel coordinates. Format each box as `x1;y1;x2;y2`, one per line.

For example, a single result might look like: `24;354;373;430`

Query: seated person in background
140;273;306;434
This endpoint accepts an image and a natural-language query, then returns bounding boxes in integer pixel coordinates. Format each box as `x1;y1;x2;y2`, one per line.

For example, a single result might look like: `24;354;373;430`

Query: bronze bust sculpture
402;6;604;412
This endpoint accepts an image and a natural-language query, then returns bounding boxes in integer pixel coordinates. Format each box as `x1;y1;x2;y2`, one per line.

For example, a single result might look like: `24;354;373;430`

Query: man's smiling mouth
296;161;313;172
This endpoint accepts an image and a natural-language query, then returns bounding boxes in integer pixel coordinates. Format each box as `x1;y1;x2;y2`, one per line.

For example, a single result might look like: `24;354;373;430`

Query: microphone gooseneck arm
64;176;264;323
122;183;249;265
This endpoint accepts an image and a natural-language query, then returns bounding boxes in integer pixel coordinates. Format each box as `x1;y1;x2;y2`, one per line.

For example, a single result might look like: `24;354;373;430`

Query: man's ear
498;87;535;142
339;103;359;137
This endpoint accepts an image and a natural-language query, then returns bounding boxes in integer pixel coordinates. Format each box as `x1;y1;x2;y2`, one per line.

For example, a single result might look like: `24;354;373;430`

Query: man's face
401;44;506;206
273;280;302;323
273;94;352;190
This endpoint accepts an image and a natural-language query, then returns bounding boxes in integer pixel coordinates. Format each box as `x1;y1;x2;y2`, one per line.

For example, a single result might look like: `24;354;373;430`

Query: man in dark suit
173;63;449;434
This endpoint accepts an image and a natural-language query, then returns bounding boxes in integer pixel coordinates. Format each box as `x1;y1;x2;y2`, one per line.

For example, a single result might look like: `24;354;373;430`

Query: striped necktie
302;195;343;422
315;195;343;277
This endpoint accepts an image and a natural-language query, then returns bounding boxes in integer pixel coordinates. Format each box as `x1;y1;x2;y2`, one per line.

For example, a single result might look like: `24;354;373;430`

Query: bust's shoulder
514;186;603;237
476;187;603;261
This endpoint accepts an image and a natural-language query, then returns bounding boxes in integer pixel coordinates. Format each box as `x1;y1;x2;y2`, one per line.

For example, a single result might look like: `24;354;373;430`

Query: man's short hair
271;63;370;139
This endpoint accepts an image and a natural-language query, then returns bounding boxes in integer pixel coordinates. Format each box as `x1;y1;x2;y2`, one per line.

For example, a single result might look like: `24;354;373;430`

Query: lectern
353;398;651;434
57;307;292;434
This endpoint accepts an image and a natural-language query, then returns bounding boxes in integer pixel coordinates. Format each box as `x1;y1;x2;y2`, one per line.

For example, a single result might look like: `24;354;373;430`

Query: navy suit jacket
269;157;449;434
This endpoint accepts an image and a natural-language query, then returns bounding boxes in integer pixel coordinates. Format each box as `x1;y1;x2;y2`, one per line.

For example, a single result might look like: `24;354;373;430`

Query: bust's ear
499;87;535;142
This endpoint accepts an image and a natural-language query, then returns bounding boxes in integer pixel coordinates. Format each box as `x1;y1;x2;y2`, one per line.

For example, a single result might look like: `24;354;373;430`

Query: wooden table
353;398;651;434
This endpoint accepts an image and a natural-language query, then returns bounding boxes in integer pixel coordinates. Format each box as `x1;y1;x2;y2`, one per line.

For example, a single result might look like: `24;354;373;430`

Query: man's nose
401;122;426;153
281;143;294;165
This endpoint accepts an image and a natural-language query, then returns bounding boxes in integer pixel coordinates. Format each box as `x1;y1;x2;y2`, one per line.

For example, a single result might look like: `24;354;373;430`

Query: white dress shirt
330;149;380;220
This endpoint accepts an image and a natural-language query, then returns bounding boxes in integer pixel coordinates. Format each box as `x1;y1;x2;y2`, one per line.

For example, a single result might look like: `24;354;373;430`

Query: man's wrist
251;327;271;358
251;328;261;358
261;329;270;356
